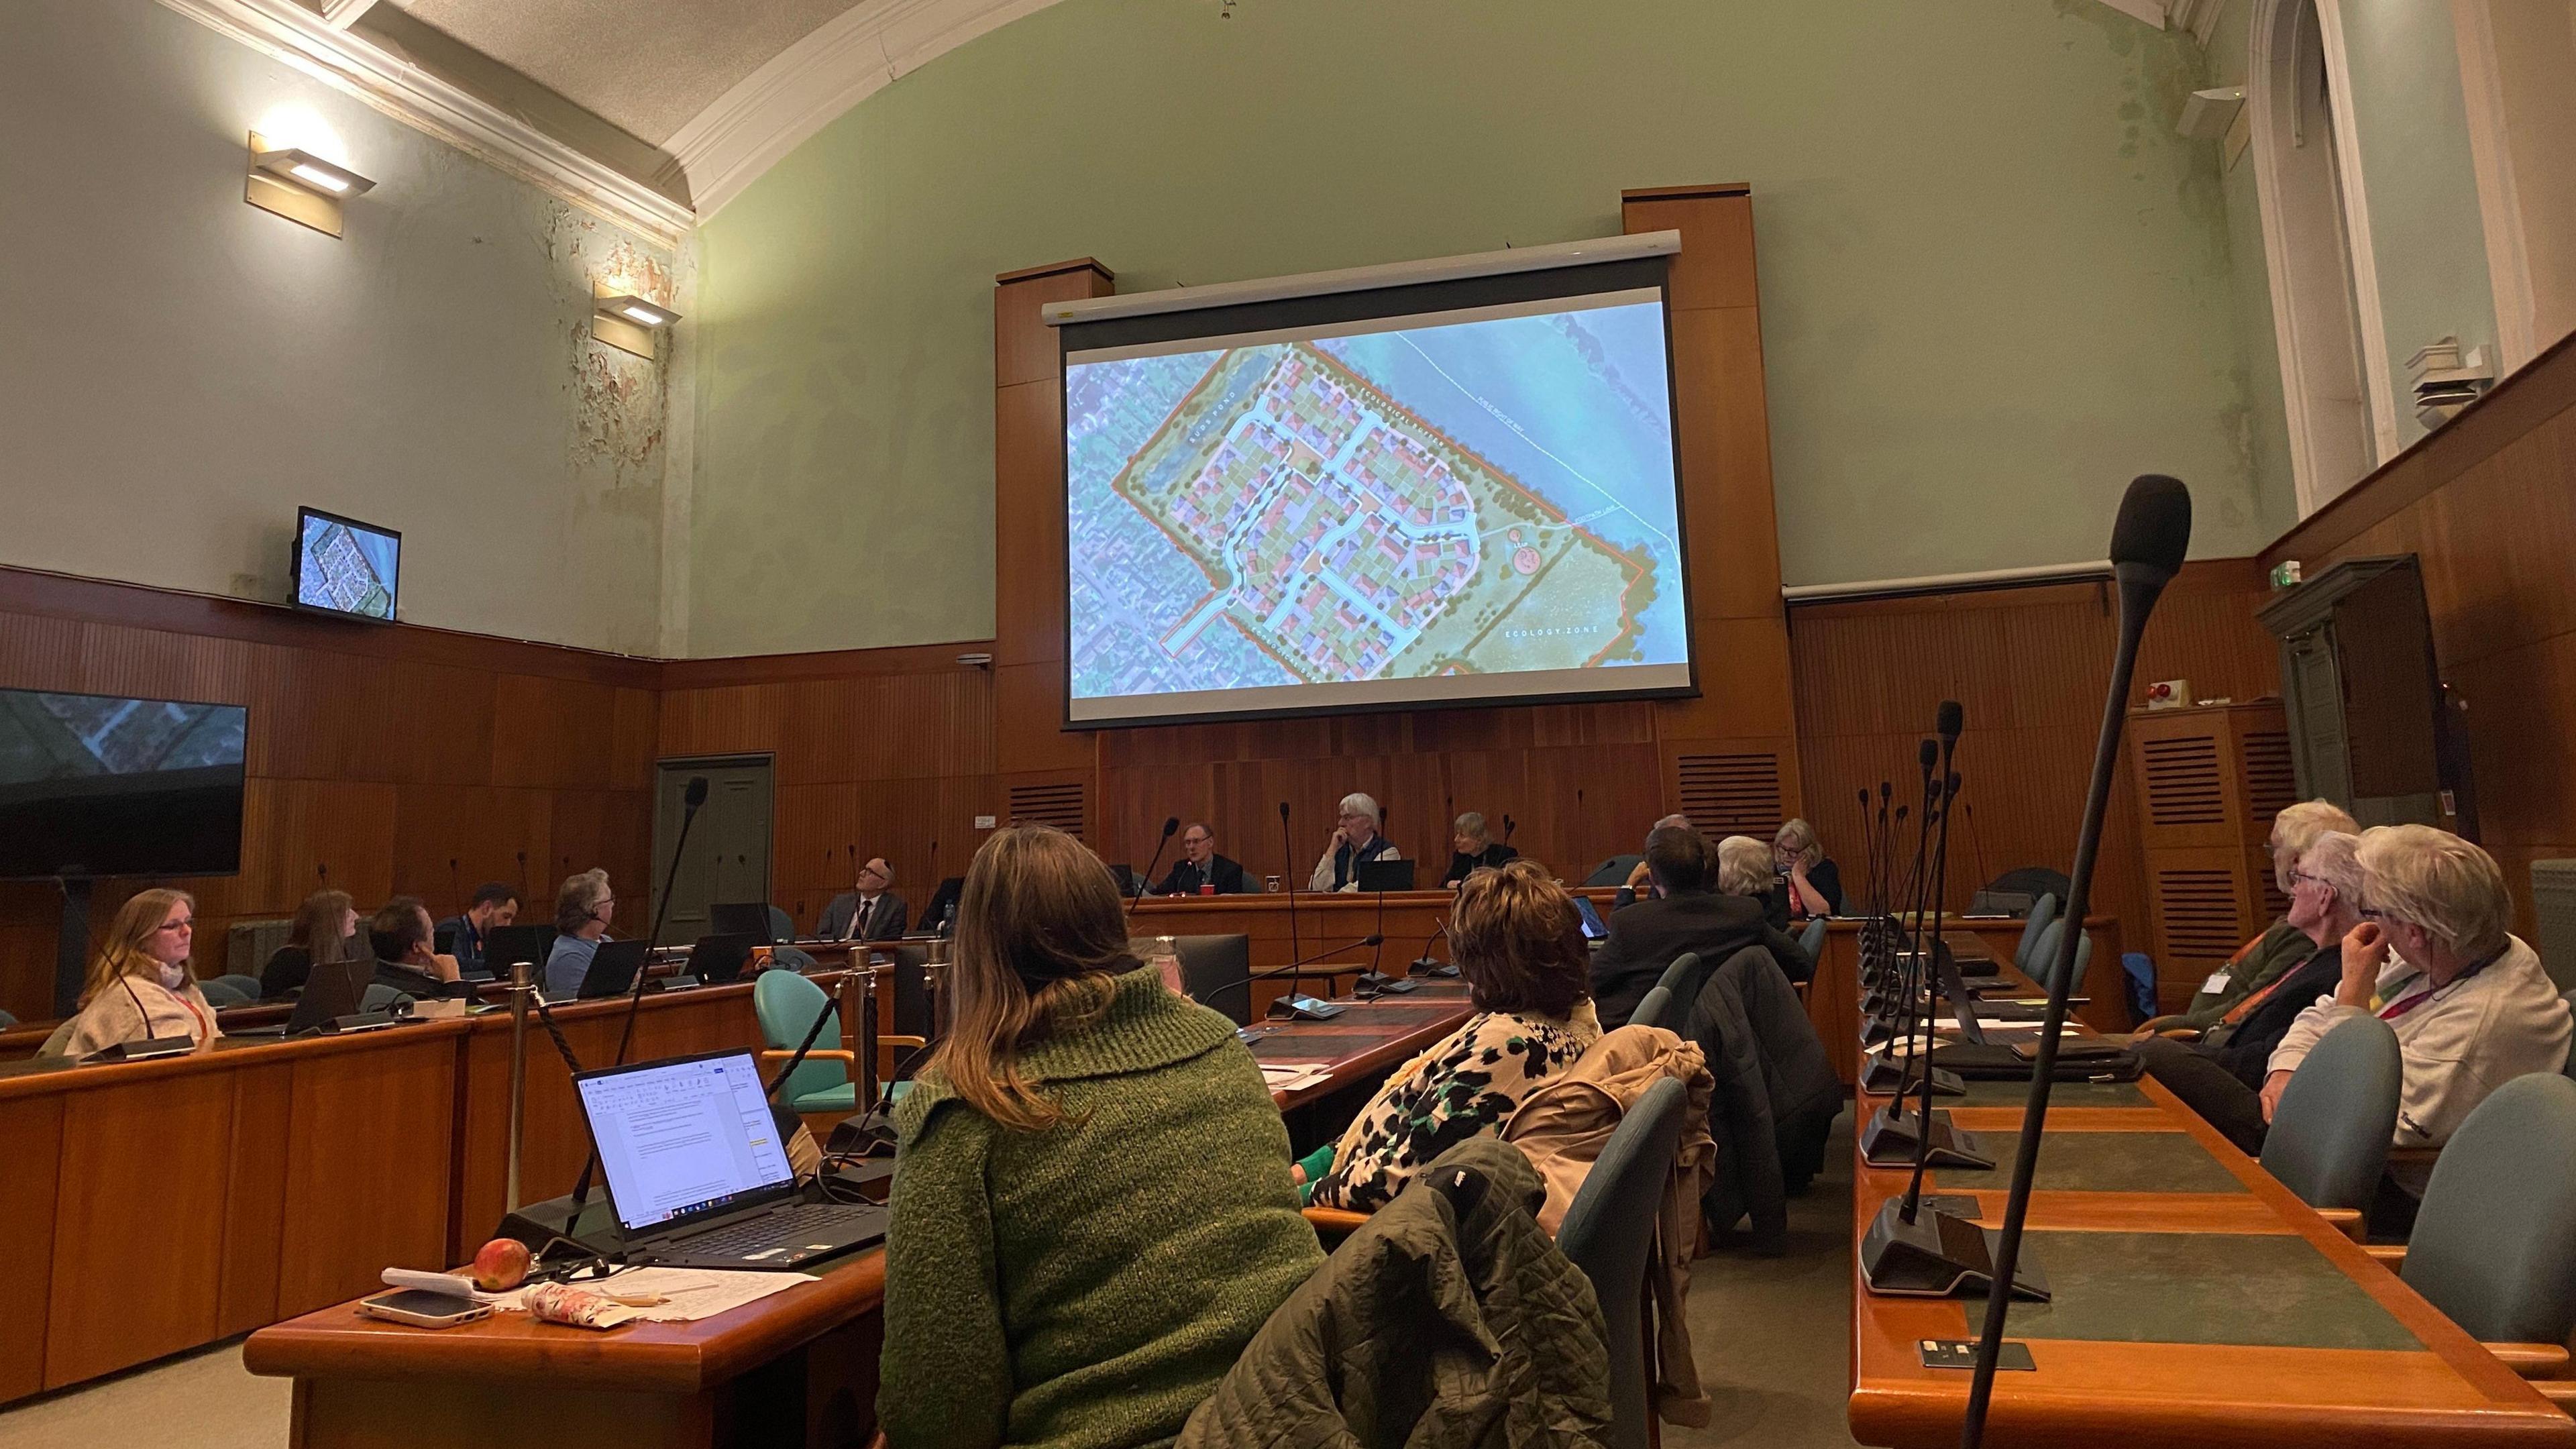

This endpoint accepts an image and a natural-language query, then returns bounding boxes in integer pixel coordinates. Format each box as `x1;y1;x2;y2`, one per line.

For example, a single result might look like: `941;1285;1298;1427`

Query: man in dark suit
1590;824;1814;1027
1152;823;1249;896
820;857;908;941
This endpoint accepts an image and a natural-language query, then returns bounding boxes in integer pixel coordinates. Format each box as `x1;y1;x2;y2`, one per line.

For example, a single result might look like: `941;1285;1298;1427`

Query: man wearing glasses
2129;798;2357;1038
822;858;908;941
544;869;616;999
1154;824;1249;896
1310;793;1401;894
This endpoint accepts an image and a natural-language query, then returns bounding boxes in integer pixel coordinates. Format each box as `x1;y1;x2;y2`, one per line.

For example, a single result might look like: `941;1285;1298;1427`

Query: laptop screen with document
575;1050;795;1233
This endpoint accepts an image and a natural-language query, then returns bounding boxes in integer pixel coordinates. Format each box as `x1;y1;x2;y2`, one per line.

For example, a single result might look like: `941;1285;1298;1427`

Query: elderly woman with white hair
1771;818;1843;920
1440;811;1519;888
1309;792;1402;893
2135;798;2360;1038
2131;830;2368;1154
2259;826;2570;1179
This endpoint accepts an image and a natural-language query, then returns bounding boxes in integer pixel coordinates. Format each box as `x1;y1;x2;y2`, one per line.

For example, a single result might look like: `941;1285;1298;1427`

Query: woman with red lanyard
60;889;221;1061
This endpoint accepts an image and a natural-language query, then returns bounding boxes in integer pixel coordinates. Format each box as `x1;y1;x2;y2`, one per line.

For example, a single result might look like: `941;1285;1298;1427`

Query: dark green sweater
880;967;1322;1449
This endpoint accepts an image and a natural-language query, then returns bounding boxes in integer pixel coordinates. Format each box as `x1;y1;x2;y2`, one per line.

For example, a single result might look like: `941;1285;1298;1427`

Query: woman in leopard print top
1309;859;1601;1212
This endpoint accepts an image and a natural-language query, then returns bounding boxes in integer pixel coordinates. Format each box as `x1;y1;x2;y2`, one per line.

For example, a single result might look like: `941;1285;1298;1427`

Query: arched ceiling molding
668;0;1068;221
156;0;695;246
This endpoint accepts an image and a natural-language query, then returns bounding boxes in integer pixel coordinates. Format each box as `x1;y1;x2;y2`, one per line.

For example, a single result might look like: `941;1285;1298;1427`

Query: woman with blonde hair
1771;817;1843;918
1307;858;1603;1212
260;888;357;1000
877;826;1320;1449
60;889;221;1059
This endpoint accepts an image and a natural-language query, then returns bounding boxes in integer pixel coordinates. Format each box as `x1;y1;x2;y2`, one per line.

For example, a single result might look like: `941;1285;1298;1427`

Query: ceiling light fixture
245;132;374;237
592;284;680;360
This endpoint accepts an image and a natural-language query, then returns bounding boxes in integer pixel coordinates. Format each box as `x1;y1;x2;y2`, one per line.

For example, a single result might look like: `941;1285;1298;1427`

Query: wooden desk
244;982;1482;1449
1845;1021;2574;1445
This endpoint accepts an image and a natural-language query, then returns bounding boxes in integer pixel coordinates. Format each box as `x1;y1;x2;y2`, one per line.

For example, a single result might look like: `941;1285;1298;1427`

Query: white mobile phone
359;1289;493;1329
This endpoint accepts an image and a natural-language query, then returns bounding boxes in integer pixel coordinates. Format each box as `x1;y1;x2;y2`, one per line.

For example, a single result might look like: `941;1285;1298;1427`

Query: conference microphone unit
1128;816;1179;914
1408;916;1459;978
1354;883;1416;996
1957;477;2192;1442
1258;934;1385;1022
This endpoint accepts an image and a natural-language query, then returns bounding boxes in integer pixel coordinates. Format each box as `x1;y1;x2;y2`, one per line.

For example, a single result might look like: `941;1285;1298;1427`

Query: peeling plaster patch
543;203;672;487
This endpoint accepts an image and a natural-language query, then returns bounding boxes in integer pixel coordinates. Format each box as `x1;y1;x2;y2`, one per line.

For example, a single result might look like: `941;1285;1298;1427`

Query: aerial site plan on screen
298;513;398;619
1065;292;1686;716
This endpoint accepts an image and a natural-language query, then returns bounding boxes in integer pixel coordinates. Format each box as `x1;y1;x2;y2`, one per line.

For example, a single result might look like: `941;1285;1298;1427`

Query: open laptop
685;932;758;985
484;924;557;981
275;955;385;1037
575;939;653;1000
1355;858;1415;892
708;902;777;944
573;1049;885;1270
1572;894;1611;943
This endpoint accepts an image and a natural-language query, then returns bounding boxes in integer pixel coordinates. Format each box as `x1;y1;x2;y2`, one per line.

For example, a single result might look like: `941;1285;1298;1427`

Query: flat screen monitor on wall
292;506;401;622
0;688;248;879
1050;233;1696;727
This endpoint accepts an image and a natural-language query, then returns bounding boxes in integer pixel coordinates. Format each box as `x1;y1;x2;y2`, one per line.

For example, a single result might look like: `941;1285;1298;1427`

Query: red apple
472;1237;533;1292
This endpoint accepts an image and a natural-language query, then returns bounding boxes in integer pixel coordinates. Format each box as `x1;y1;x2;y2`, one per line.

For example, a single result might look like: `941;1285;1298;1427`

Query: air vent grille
1676;753;1783;838
2141;735;2225;825
2155;868;2244;961
1006;781;1087;840
2241;729;2298;824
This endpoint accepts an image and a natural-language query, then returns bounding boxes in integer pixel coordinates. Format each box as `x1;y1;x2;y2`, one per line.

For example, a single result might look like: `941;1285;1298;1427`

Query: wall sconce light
246;131;375;237
592;284;681;360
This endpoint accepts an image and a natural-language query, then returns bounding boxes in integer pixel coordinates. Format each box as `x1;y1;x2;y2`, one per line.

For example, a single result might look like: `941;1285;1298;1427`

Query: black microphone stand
1130;816;1178;914
1409;916;1458;978
572;777;707;1212
1278;802;1301;967
1962;476;2191;1446
1353;883;1417;996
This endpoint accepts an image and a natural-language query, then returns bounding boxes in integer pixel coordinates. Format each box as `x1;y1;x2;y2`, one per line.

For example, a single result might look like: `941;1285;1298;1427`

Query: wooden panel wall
2262;329;2576;928
656;645;1000;932
0;568;658;1023
1788;559;2282;969
1004;186;1805;881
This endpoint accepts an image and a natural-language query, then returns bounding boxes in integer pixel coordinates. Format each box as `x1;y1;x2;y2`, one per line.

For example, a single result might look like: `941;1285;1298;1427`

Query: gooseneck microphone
1279;802;1300;965
1258;934;1385;1021
1130;816;1179;914
1408;914;1458;977
1960;476;2192;1447
573;773;708;1212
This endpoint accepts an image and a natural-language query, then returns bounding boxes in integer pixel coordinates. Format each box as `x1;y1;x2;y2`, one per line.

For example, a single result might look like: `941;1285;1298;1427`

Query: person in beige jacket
60;888;223;1061
1504;1023;1717;1428
2261;826;2571;1187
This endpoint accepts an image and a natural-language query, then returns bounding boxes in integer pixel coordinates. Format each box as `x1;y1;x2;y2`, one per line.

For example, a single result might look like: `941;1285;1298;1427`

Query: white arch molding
2245;0;2401;516
667;0;1071;221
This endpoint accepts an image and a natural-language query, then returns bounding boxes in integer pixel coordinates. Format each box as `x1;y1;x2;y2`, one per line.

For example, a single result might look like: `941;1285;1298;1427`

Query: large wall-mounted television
0;688;248;880
292;505;401;622
1053;235;1695;727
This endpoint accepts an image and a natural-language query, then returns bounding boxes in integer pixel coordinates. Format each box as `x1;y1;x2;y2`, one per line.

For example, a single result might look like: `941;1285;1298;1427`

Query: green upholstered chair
755;969;857;1116
2261;1015;2399;1218
1649;950;1703;1005
1556;1075;1688;1449
198;973;262;1008
1629;983;1678;1034
2029;918;2092;994
2013;894;2059;974
2400;1073;2576;1349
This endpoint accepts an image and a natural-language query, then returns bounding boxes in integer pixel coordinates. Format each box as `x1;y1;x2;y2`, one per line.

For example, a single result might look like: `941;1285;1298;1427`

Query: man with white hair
2260;826;2570;1177
1310;792;1401;893
2133;798;2360;1038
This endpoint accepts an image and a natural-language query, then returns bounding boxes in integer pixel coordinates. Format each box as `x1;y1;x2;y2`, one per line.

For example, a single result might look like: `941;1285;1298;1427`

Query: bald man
821;857;908;941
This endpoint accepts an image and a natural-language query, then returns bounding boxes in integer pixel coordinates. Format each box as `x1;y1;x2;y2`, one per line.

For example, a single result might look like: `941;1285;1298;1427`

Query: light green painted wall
691;0;2281;656
2210;0;2301;543
2339;0;2497;448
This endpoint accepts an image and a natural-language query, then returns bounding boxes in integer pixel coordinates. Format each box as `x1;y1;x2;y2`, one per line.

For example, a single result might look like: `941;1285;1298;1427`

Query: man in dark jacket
1151;824;1250;896
1179;1137;1611;1449
1591;825;1814;1027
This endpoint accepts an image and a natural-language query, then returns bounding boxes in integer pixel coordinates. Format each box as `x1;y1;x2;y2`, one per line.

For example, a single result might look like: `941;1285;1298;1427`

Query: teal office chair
1798;916;1827;961
755;969;858;1116
2261;1016;2400;1216
1648;951;1703;1007
2029;918;2092;994
2013;894;2059;974
198;973;262;1008
1628;984;1678;1034
2396;1073;2576;1350
764;906;818;971
0;1007;15;1029
1556;1076;1688;1449
358;983;414;1016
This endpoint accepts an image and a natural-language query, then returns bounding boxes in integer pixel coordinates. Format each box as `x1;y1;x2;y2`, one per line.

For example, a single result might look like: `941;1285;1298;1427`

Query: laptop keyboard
669;1203;879;1260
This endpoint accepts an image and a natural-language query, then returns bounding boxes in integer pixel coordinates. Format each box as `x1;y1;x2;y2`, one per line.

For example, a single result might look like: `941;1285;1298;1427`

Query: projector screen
1061;255;1693;726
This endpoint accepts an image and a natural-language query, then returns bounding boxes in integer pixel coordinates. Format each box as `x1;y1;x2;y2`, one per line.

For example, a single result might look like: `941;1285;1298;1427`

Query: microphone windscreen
1917;739;1939;773
1362;934;1385;946
2109;473;2192;577
1279;801;1290;818
1895;806;1909;822
1162;816;1179;837
684;775;710;808
1936;700;1964;740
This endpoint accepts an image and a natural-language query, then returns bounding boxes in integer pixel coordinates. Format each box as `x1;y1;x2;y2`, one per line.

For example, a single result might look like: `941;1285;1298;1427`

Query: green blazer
879;967;1322;1449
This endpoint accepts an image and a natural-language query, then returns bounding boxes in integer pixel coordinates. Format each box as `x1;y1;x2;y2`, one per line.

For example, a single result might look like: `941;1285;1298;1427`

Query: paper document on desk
489;1267;814;1324
1259;1063;1333;1092
1952;1015;2042;1032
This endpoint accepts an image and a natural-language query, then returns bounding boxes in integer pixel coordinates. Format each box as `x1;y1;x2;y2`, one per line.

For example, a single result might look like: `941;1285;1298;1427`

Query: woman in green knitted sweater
879;825;1322;1449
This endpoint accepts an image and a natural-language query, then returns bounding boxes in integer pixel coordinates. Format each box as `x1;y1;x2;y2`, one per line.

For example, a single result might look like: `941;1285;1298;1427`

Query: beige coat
1504;1024;1717;1428
61;975;221;1060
